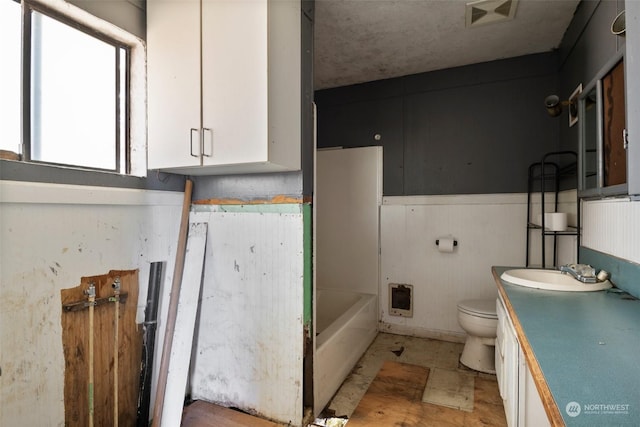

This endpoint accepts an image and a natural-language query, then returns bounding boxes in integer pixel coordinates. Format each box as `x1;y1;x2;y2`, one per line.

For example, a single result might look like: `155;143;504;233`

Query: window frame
3;0;147;179
21;0;131;173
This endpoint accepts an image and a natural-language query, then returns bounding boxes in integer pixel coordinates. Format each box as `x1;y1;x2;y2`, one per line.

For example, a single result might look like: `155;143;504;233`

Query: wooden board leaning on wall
60;269;142;426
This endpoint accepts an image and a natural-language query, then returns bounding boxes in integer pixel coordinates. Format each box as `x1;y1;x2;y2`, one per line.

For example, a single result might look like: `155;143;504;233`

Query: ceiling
314;0;581;90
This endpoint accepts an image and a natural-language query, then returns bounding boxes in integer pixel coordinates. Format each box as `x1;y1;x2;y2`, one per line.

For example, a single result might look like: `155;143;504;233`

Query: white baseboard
378;322;467;344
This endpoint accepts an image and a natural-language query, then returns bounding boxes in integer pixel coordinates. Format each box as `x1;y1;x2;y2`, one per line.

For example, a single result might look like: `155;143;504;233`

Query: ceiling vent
465;0;519;28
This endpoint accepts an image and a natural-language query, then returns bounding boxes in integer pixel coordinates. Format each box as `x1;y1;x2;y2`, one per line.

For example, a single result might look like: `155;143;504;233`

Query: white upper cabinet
147;0;201;170
147;0;302;175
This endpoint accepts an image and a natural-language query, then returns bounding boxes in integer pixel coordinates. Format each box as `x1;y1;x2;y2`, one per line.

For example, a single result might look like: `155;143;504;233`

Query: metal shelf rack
525;151;579;268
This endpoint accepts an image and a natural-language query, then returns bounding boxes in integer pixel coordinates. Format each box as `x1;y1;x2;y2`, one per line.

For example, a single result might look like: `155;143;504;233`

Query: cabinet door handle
203;128;213;157
190;128;199;157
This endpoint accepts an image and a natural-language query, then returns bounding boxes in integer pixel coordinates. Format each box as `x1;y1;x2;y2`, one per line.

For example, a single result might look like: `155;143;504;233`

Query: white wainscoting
0;181;183;426
582;197;640;264
379;192;577;340
189;207;304;425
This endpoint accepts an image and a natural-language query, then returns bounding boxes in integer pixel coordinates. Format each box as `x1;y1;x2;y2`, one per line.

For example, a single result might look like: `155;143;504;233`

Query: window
1;0;133;174
0;0;21;154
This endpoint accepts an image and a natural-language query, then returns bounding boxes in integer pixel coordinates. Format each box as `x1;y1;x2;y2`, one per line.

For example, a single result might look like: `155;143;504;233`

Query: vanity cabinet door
498;295;550;427
497;296;519;427
504;318;519;427
518;347;551;427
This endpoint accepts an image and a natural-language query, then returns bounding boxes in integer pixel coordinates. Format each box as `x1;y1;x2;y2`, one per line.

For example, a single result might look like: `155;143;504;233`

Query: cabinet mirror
578;51;627;197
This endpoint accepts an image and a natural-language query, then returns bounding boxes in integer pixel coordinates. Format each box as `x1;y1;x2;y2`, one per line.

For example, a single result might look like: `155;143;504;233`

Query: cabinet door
602;60;626;187
518;347;551;427
504;318;519;427
147;0;202;169
201;0;269;166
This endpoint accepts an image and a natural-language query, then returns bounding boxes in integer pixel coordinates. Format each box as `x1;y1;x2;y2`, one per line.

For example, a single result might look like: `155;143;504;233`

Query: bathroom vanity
496;292;550;427
493;266;640;426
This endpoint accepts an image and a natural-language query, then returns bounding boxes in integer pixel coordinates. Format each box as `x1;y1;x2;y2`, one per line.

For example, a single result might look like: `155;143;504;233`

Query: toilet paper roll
545;213;568;231
438;237;455;253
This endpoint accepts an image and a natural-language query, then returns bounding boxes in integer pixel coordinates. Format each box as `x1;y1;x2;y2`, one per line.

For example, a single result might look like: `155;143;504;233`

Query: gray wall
557;0;625;155
301;1;315;197
191;172;303;201
313;0;628;198
315;53;561;196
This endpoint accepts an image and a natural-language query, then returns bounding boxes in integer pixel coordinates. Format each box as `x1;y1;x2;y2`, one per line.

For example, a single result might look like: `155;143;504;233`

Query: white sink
501;269;612;292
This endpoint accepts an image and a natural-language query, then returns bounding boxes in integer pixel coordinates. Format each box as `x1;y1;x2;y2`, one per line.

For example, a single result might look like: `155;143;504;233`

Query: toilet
457;299;498;374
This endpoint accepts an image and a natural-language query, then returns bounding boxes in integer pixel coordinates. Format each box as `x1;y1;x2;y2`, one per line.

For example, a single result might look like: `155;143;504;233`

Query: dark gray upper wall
316;53;561;196
191;172;303;201
301;1;315;197
557;0;625;154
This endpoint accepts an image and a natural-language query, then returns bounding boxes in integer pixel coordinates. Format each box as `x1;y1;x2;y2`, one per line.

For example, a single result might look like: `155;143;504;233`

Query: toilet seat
457;299;497;319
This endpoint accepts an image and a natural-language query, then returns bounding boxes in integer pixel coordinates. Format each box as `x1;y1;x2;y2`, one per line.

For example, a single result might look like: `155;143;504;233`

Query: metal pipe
137;262;164;427
112;277;121;427
86;282;96;427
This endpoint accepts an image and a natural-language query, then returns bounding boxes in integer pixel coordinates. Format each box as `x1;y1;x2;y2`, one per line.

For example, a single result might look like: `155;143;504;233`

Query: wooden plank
153;179;193;426
161;222;208;426
192;195;303;205
61;270;142;426
348;361;506;427
347;361;429;427
181;401;282;427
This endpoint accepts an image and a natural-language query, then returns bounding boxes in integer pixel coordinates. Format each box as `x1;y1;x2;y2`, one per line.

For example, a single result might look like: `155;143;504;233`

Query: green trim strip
303;203;313;329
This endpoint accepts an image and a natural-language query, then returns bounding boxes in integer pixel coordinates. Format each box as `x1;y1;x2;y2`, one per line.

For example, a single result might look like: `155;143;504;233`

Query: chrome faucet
559;263;597;283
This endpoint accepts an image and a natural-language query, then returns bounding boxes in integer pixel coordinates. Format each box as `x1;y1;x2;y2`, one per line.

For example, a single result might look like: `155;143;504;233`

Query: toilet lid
457;299;497;319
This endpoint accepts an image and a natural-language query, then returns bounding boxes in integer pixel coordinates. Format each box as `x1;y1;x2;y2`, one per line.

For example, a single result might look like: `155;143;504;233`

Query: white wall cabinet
496;296;550;427
147;0;301;175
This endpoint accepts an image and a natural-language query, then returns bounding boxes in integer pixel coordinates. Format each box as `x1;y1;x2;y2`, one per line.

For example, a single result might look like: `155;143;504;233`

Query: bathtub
314;288;378;416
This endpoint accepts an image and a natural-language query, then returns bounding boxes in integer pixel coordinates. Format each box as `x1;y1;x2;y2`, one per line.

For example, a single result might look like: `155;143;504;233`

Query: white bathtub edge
314;292;378;416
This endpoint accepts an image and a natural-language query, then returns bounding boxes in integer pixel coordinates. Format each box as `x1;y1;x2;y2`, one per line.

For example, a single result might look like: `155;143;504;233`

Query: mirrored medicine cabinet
578;50;628;198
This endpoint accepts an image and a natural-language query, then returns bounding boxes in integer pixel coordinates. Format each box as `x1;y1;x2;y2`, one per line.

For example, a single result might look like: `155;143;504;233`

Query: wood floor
181;334;507;426
181;400;282;427
347;361;507;426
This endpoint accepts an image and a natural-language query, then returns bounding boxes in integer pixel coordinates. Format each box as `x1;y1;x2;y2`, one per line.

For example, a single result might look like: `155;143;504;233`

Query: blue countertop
493;266;640;426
